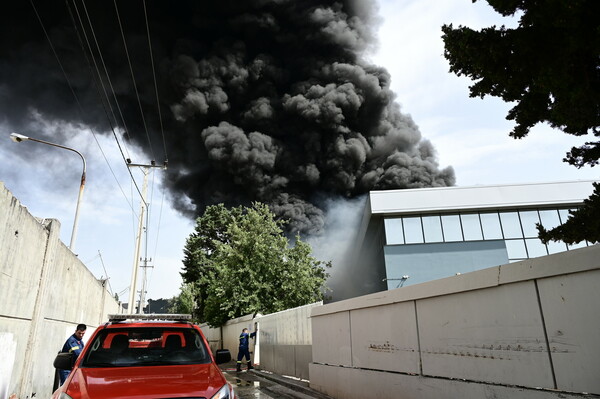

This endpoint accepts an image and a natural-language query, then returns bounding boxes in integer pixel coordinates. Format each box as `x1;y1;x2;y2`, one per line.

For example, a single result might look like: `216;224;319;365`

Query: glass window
384;218;404;245
499;212;523;239
539;210;561;231
403;217;424;244
525;238;548;258
461;214;483;241
505;239;527;259
422;216;443;243
441;215;463;242
547;240;567;254
480;213;503;240
519;211;540;238
568;241;588;250
558;209;572;224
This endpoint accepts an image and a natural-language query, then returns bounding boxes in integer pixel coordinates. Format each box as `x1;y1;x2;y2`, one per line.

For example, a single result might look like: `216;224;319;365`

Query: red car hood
65;363;227;398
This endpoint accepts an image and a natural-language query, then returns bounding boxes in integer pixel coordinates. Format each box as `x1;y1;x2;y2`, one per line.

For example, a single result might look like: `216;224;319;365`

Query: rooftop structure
331;180;597;302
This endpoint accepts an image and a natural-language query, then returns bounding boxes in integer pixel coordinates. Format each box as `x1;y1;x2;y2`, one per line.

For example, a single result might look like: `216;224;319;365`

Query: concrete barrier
0;182;121;399
309;244;600;398
200;302;320;379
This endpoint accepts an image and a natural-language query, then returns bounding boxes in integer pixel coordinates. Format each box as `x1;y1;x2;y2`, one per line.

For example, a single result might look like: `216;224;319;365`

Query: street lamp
10;132;87;252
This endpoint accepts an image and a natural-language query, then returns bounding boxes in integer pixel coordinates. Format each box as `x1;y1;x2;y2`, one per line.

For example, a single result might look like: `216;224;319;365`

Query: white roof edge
369;180;598;215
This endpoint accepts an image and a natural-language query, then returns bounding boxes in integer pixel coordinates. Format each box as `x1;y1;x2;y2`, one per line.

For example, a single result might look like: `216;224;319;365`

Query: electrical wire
143;0;168;162
67;0;148;208
30;0;136;215
113;0;156;161
98;250;114;295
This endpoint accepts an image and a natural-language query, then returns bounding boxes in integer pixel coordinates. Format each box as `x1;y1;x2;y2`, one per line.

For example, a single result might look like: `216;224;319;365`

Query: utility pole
127;160;166;314
138;257;154;314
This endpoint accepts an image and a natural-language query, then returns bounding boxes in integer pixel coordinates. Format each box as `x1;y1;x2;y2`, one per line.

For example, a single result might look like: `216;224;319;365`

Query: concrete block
309;363;589;399
537;269;600;395
349;301;420;373
498;245;600;285
294;344;312;380
417;281;554;388
273;344;295;376
313;265;501;317
311;311;351;366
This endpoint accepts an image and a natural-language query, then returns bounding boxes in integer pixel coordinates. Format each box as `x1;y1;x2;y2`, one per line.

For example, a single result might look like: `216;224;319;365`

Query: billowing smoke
0;0;454;235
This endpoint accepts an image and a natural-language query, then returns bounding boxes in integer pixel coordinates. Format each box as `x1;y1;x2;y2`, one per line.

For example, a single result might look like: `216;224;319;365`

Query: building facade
333;181;596;302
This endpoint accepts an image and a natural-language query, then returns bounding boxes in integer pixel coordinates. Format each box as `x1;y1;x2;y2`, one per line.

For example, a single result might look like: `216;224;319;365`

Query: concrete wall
257;302;320;380
0;182;121;399
310;244;600;399
200;302;320;380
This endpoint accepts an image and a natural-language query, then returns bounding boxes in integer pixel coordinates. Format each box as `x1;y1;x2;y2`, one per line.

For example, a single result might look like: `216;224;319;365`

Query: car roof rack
107;314;192;323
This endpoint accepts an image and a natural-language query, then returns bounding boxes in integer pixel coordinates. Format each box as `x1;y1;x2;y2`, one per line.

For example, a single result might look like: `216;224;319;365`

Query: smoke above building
0;0;454;235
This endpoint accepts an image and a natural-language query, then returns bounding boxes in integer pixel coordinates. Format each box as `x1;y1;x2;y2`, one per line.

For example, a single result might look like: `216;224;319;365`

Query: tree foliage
168;283;198;316
181;202;330;327
442;0;600;243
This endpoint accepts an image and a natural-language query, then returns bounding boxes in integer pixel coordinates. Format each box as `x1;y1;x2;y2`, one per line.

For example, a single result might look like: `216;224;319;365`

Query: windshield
81;327;212;367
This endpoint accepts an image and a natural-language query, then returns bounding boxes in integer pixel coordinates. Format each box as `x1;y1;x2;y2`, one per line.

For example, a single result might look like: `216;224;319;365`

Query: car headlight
210;383;234;399
59;393;74;399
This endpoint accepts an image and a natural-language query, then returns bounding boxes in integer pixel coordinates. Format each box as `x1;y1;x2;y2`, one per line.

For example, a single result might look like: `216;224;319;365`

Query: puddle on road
235;378;261;388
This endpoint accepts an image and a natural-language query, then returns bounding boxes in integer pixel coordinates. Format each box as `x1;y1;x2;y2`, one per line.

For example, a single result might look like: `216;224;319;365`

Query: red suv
52;314;234;399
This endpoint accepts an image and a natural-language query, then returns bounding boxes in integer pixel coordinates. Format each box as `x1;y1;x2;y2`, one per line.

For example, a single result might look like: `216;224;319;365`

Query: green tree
169;283;198;317
182;202;330;327
442;0;600;244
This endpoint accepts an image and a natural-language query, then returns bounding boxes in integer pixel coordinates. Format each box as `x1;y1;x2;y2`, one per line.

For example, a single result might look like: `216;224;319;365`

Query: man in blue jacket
236;327;257;372
58;323;86;385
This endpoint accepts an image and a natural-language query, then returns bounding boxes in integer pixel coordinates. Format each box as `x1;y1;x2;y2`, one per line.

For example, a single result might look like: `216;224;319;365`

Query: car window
82;327;211;367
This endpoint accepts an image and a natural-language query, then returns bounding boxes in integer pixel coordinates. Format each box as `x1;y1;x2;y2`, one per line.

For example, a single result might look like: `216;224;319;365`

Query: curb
250;369;333;399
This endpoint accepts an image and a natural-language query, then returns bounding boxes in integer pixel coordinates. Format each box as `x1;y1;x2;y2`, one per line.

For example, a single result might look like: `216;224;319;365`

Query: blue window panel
480;213;503;240
519;211;541;238
547;240;568;254
461;214;483;241
422;216;443;243
384;218;404;245
525;238;548;257
500;212;523;239
403;217;424;244
539;210;561;231
568;241;588;250
558;209;572;224
441;215;463;242
505;239;527;259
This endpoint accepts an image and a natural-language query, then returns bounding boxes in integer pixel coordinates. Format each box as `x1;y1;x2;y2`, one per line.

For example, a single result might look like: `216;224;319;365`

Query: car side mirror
54;352;75;370
215;349;231;365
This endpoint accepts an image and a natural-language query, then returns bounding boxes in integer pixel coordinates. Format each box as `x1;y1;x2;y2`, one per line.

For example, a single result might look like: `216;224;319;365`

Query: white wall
200;303;319;380
0;182;121;399
310;244;600;399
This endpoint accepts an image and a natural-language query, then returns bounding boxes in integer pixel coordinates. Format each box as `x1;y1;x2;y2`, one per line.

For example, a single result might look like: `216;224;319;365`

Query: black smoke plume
0;0;454;235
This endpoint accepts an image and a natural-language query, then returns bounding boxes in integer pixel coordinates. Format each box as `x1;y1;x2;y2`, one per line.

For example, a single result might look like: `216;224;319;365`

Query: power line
30;0;136;215
143;0;168;163
98;250;114;295
113;0;156;160
66;0;147;207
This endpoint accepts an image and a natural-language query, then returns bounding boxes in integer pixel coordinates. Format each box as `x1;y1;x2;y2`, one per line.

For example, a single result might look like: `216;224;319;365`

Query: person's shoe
247;361;254;370
236;363;242;372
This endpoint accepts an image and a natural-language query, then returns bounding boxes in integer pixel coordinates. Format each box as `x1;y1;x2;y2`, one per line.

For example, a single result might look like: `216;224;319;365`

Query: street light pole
10;132;87;252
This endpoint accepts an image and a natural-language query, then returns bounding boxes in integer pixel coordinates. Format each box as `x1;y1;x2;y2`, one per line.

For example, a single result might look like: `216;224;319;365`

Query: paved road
219;361;332;399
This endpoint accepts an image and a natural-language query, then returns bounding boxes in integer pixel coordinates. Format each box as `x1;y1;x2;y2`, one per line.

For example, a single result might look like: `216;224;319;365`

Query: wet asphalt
219;361;331;399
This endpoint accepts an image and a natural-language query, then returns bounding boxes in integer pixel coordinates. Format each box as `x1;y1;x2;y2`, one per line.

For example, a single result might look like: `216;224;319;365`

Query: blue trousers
237;346;251;362
59;369;70;385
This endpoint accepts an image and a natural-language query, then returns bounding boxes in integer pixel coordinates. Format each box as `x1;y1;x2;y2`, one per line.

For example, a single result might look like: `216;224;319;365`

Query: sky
0;0;597;304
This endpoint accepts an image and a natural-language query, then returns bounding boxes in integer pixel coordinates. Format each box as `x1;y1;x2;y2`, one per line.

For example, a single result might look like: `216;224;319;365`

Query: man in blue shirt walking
58;323;86;385
236;327;257;372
